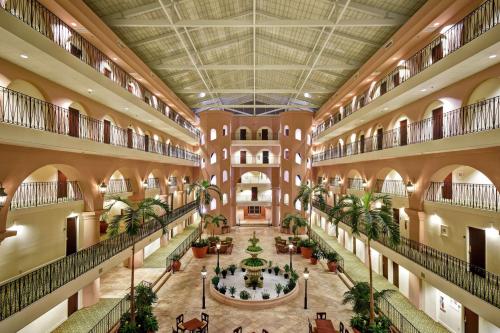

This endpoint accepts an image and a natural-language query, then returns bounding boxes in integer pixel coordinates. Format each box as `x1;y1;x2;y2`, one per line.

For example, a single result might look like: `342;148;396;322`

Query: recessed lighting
124;107;129;111
199;92;206;98
304;92;311;98
433;22;440;27
87;88;93;94
71;22;77;27
420;88;427;92
383;107;388;111
489;54;497;59
112;57;118;61
20;54;28;59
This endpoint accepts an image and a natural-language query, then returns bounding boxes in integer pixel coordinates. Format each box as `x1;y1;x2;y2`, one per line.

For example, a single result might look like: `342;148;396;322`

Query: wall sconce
98;182;107;195
337;178;343;185
487;223;499;237
362;179;368;188
142;180;149;189
0;183;8;208
406;180;415;195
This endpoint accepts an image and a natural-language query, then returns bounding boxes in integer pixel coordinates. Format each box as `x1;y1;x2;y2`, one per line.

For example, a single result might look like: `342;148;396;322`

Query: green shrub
191;239;209;248
239;290;251;300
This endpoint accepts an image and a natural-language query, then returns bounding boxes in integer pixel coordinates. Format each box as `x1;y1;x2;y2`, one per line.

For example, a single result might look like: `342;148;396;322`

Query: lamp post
201;266;207;309
216;242;221;269
288;243;294;271
303;267;309;309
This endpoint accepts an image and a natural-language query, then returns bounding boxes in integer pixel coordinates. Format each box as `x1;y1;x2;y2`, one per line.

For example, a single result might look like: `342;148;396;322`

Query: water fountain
240;231;267;288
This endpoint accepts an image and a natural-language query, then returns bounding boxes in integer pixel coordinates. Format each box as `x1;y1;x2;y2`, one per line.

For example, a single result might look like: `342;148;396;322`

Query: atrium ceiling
84;0;426;116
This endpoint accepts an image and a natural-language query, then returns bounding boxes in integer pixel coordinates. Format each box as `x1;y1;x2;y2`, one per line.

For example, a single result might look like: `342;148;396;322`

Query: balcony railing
375;179;407;197
232;132;279;140
146;177;161;189
9;181;83;210
313;96;500;162
310;227;419;333
1;0;200;138
0;200;198;321
312;200;500;309
347;178;364;190
236;194;273;202
425;182;499;211
232;156;280;165
0;86;200;164
313;0;500;139
107;179;132;194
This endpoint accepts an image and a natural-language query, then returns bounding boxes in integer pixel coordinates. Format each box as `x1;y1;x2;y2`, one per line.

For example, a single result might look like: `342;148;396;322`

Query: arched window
222;125;228;136
210;152;217;164
210;198;217;210
210;175;217;185
222;148;228;160
283;149;290;160
295;199;302;210
201;158;206;168
222;193;228;205
201;134;205;145
295;175;302;186
284;194;289;205
307;134;311;145
295;153;302;165
284;170;289;182
307;157;311;168
210;128;217;141
284;125;290;136
295;128;302;141
222;170;228;183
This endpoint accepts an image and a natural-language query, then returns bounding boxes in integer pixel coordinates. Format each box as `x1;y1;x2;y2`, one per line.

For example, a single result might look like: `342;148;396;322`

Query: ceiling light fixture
199;92;206;98
87;88;93;94
304;92;311;98
420;88;427;92
71;22;77;27
489;54;497;59
19;54;28;59
433;22;440;27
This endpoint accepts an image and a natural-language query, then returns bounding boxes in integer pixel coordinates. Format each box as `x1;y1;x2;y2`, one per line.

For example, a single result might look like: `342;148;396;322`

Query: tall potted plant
298;238;316;259
204;213;227;237
333;193;400;325
282;213;308;238
294;182;328;237
119;282;159;333
187;180;222;237
324;251;340;273
107;197;170;327
191;238;209;258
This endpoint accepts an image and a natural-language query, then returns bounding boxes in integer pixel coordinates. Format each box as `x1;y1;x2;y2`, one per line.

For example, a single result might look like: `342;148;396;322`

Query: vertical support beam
81;212;102;307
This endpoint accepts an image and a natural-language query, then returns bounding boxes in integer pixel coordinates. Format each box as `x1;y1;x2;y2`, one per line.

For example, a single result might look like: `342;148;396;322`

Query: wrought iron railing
88;297;129;333
313;96;500;162
0;200;198;321
9;181;83;209
375;179;407;197
232;132;279;140
232;155;281;165
107;179;132;194
146;177;161;189
166;224;202;272
313;0;500;139
312;200;500;309
425;182;499;211
0;0;200;138
347;178;364;190
0;86;200;164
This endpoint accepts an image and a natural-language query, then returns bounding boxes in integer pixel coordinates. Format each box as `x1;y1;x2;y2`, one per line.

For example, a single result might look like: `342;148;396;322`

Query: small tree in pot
171;254;181;272
298;238;316;259
324;251;340;273
310;247;322;265
191;239;209;258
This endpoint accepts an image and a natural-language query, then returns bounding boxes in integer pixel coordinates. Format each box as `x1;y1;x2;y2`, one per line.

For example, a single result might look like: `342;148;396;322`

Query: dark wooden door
377;128;383;150
103;120;111;144
442;172;453;200
240;128;247;140
464;307;479;333
262;150;269;164
432;42;443;63
168;193;174;210
432;107;444;140
380;81;387;95
352;237;356;255
393;72;400;87
68;293;78;316
66;217;77;256
68;107;79;138
144;135;149;152
251;187;258;201
399;119;408;146
57;170;68;198
261;129;268;140
127;128;133;148
469;227;486;277
240;150;247;164
359;135;365;153
392;261;399;287
393;208;400;226
382;256;389;279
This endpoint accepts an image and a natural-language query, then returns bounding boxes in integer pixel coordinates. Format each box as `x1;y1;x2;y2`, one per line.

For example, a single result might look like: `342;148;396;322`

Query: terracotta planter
172;260;181;272
192;246;208;258
353;328;362;333
310;257;318;265
327;261;338;273
301;247;313;259
99;221;108;234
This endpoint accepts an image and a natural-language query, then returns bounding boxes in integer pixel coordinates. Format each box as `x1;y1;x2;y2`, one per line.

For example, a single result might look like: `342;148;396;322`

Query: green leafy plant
172;254;181;261
207;235;220;243
275;283;283;296
284;264;290;273
333;193;400;324
106;197;170;326
191;239;209;248
119;283;159;333
283;286;290;295
282;213;308;237
298;238;316;248
342;282;393;318
187;180;222;232
273;266;280;275
312;247;322;259
243;257;264;267
211;276;220;288
239;290;251;300
350;314;368;332
218;285;227;294
246;245;263;252
261;292;270;300
290;270;299;282
229;286;236;297
214;266;221;276
324;251;339;263
294;182;328;236
228;264;237;275
287;278;296;291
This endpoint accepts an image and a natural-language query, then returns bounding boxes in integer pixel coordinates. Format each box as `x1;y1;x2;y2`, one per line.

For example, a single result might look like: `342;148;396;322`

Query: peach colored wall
231;116;280;139
0;58;196;151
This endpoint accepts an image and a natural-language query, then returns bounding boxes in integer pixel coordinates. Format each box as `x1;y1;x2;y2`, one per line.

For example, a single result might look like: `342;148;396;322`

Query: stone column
405;208;425;242
81;212;101;307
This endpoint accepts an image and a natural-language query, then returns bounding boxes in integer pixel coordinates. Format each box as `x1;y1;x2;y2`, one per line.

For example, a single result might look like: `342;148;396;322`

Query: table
315;319;337;333
182;318;204;331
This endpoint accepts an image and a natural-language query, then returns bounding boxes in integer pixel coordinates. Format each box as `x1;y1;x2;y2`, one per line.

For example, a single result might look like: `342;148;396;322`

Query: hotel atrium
0;0;499;332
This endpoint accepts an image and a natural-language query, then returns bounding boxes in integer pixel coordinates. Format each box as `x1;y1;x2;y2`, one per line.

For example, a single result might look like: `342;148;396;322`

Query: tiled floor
154;226;353;333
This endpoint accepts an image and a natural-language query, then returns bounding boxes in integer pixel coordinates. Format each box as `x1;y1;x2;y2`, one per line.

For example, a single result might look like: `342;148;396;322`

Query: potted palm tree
333;193;400;325
106;197;170;328
310;247;322;265
324;251;340;273
282;213;308;239
187;179;222;236
204;214;227;237
294;182;328;237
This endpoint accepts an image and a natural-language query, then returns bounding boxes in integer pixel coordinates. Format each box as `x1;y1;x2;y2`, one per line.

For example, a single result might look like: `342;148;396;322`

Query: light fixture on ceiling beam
199;92;206;98
304;92;311;98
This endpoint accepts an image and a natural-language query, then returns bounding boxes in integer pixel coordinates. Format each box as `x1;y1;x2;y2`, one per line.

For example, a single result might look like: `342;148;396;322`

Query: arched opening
222;125;228;136
210;128;217;141
222;148;228;160
346;169;364;190
222;193;228;205
210;175;217;185
235;126;251;140
284;193;290;205
257;126;273;140
107;170;132;195
295;175;302;187
283;125;290;137
210;198;217;211
210;152;217;164
283;170;290;183
294;199;302;211
240;171;271;184
375;168;406;197
283;148;290;160
467;77;500;105
235;149;251;164
295;128;302;141
222;170;228;183
295;153;302;165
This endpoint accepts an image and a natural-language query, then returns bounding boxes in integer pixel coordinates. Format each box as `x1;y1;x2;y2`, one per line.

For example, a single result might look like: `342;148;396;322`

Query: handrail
89;226;201;333
0;0;200;138
312;200;500;309
375;179;407;197
232;132;280;140
9;180;83;210
310;227;419;333
313;96;500;162
313;0;500;139
107;179;133;194
0;200;198;321
0;86;200;164
425;181;499;211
